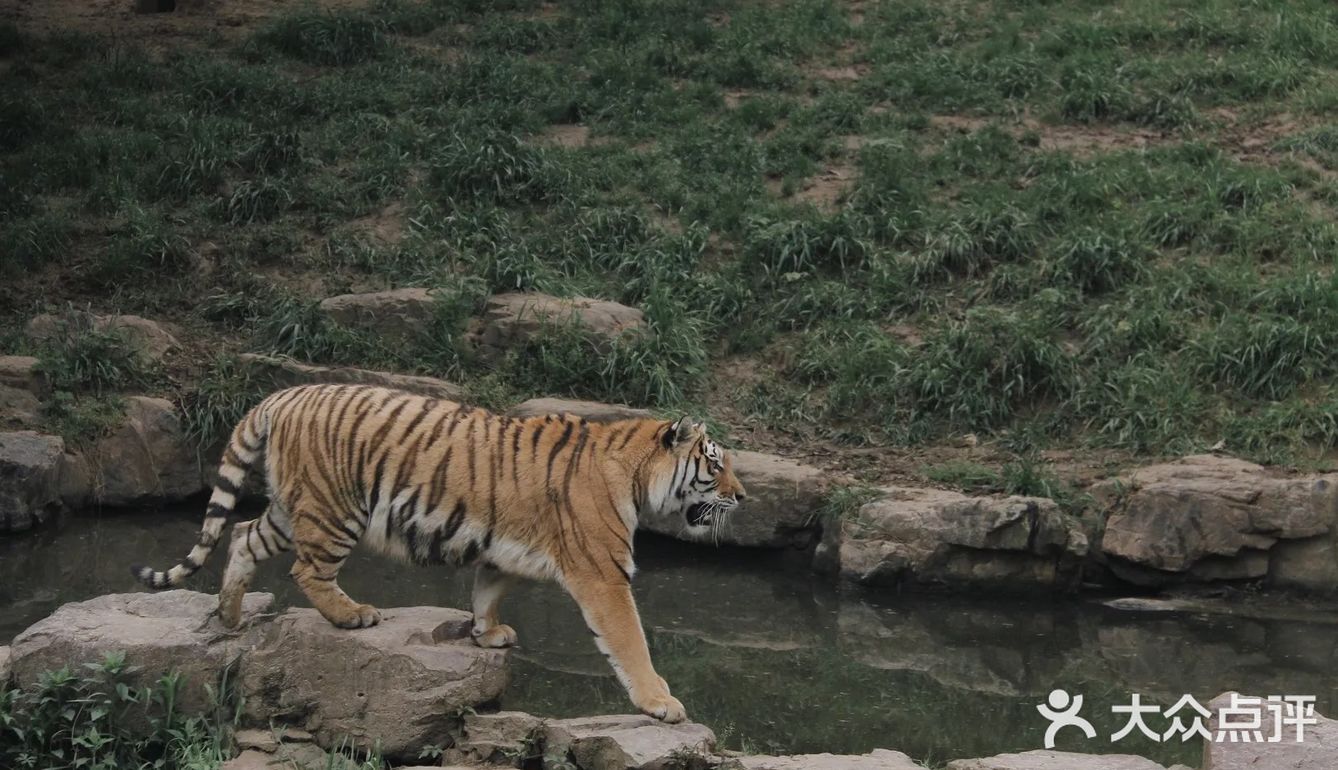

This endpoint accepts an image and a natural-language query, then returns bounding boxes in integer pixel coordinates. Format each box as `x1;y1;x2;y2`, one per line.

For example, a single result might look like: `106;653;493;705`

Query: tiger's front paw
637;692;687;723
472;623;518;648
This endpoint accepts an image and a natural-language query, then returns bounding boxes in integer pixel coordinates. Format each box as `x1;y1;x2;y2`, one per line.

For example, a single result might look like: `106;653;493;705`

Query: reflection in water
4;508;1338;767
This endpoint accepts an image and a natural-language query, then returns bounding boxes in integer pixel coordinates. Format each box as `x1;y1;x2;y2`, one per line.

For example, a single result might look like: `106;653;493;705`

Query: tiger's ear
663;416;696;449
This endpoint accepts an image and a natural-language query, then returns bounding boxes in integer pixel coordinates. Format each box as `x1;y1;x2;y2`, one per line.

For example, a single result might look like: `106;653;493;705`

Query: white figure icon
1037;689;1097;749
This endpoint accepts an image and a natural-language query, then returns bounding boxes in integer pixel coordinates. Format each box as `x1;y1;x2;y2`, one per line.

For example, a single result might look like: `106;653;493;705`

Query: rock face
0;645;10;685
452;710;547;763
946;751;1170;770
0;431;68;533
470;292;646;360
735;749;922;770
7;591;273;713
238;606;509;757
1093;455;1338;589
1203;691;1338;769
0;355;45;396
27;312;179;362
0;385;41;429
80;396;205;506
818;487;1088;590
508;397;652;422
544;714;715;770
641;450;831;548
318;287;438;343
238;353;466;401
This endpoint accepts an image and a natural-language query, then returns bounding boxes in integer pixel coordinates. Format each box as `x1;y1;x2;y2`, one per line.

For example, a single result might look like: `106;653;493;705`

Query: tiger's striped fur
130;383;746;723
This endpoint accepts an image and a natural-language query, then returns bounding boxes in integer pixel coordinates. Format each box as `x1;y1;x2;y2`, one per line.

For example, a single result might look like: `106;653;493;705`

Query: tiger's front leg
471;563;520;648
565;574;686;723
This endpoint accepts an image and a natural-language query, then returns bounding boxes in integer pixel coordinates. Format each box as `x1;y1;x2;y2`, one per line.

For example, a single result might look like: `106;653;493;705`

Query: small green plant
34;314;159;396
180;356;269;450
0;652;233;770
815;484;882;528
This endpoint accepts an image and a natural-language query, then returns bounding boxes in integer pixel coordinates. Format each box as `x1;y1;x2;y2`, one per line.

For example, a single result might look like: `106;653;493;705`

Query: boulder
452;710;547;763
1203;691;1338;769
818;486;1088;590
1093;455;1338;588
27;312;179;362
736;749;921;770
543;715;715;770
81;396;206;506
318;287;437;343
238;606;509;758
0;355;45;395
7;590;273;714
238;353;466;401
470;292;646;360
0;645;10;685
0;431;68;533
509;397;652;422
946;752;1170;770
640;450;830;548
0;384;41;429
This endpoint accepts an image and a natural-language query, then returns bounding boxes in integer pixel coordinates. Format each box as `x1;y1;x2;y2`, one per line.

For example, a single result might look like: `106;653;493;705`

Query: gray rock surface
238;353;466;401
946;751;1169;769
453;710;546;763
27;312;179;362
508;397;652;422
0;645;10;685
238;605;509;757
1093;455;1338;588
736;749;922;770
0;431;68;532
0;385;41;429
318;287;438;342
470;292;646;360
544;714;715;770
80;396;205;506
7;590;273;713
820;486;1088;590
1202;691;1338;769
0;355;45;395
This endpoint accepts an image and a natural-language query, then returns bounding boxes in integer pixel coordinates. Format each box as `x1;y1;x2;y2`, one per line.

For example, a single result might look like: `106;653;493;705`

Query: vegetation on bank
4;0;1338;489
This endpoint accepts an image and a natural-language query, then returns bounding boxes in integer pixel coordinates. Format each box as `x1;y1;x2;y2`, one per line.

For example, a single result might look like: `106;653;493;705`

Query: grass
3;0;1338;481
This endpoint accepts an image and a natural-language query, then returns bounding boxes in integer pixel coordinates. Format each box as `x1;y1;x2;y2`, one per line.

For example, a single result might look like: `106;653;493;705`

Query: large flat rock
0;431;70;532
469;292;646;361
8;590;273;713
946;751;1170;770
238;353;466;400
238;605;509;757
736;749;922;770
508;397;652;422
544;714;715;770
318;287;439;343
1203;691;1338;769
77;396;206;506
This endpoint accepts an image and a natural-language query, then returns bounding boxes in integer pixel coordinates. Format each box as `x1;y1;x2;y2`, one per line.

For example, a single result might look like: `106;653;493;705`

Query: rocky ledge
5;592;1336;770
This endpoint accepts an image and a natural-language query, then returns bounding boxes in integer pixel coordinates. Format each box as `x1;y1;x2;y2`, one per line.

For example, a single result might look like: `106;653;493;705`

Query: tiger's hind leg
471;563;520;648
289;508;380;629
218;503;292;628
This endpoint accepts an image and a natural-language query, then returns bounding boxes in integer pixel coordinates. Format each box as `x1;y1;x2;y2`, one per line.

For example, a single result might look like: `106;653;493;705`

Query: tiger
130;383;746;723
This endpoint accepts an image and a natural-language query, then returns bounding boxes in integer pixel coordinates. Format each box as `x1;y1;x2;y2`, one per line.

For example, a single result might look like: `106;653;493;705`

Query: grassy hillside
4;0;1338;491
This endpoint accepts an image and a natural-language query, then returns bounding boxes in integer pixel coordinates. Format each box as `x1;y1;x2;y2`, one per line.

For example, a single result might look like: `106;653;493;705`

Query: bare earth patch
535;124;592;149
349;201;406;246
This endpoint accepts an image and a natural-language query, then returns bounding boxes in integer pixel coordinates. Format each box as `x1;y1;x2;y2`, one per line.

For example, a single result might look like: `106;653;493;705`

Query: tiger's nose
735;487;747;502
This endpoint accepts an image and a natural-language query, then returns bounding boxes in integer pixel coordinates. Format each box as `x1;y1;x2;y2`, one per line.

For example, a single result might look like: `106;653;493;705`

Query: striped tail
130;401;269;589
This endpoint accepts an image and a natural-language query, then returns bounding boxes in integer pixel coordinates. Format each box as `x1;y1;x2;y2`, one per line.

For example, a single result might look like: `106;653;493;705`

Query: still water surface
5;508;1338;767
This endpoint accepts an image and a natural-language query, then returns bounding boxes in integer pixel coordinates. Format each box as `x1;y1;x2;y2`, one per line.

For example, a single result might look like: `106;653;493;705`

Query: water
5;508;1338;767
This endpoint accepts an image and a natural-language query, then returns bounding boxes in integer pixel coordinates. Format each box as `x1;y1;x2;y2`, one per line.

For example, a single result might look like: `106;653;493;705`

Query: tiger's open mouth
686;502;712;527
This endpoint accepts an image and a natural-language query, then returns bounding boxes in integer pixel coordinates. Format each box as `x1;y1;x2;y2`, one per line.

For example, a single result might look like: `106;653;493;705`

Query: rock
0;645;10;685
946;751;1169;770
1093;455;1338;588
27;312;179;362
234;728;282;753
318;287;438;343
0;385;41;429
820;486;1088;590
470;292;646;360
82;396;206;506
0;431;68;533
220;750;275;770
1203;691;1338;769
454;710;547;763
238;353;466;401
7;590;273;714
238;606;509;758
0;355;45;395
543;714;715;770
736;749;921;770
508;397;652;422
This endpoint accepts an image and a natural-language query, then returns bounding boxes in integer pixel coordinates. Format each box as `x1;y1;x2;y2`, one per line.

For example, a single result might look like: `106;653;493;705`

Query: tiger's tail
130;399;271;589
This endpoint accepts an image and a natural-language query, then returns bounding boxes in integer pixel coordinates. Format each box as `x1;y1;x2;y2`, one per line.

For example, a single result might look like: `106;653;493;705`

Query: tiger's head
649;416;747;540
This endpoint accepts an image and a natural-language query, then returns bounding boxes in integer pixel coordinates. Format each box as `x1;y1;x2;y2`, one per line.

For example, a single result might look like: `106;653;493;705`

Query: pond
4;507;1337;767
